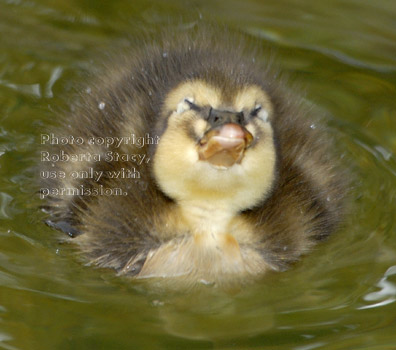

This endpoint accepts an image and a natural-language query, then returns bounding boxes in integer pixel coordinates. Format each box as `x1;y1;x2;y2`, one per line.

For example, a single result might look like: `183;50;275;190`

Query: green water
1;0;396;349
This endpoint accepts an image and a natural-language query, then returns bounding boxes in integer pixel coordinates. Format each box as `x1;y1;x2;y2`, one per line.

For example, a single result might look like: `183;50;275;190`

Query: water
1;0;396;349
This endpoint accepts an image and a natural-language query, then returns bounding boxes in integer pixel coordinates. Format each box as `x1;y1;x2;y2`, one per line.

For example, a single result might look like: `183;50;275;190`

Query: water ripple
0;79;41;98
0;332;19;350
0;193;13;220
45;66;63;98
245;26;396;73
358;265;396;310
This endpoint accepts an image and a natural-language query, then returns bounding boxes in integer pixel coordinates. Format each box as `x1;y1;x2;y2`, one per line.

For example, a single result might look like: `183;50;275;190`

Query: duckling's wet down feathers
41;27;346;286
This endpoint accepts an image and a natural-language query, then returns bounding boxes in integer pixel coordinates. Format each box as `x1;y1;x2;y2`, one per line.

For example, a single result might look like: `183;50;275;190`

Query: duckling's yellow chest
137;203;268;281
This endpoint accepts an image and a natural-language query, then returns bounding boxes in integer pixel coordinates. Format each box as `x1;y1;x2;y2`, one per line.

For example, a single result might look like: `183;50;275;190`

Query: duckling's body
42;28;345;285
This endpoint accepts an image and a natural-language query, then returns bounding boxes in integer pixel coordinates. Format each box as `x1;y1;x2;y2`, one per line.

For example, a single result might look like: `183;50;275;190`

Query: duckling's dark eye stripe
185;99;201;111
250;105;262;117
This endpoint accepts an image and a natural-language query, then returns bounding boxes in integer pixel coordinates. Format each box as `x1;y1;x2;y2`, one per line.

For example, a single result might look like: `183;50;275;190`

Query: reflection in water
359;266;396;310
0;193;14;220
0;332;19;350
156;292;274;341
0;80;41;98
45;66;63;98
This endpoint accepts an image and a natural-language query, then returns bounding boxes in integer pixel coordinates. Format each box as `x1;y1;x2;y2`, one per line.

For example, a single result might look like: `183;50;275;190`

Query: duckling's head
153;80;277;213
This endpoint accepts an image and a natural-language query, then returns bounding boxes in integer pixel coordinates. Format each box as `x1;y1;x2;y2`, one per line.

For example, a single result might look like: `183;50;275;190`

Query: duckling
41;27;346;285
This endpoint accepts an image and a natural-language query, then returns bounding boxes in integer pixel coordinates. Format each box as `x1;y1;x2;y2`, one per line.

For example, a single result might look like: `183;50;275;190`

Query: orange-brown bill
198;123;253;168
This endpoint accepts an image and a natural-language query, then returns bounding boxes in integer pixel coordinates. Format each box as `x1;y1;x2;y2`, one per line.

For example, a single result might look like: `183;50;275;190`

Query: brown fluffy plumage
41;27;346;286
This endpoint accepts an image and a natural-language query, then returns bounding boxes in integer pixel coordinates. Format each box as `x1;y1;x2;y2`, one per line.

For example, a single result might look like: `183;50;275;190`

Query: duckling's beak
198;120;253;168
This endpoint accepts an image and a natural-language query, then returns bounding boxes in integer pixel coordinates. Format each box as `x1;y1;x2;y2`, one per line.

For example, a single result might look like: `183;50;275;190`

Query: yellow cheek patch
234;85;273;118
193;118;208;137
154;80;277;209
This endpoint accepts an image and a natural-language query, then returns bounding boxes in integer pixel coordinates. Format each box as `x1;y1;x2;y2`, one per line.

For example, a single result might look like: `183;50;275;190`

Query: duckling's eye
251;104;261;116
251;104;269;122
176;97;200;114
184;99;200;111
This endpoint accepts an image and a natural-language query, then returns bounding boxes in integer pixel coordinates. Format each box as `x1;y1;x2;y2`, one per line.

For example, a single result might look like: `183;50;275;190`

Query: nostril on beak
236;112;244;125
228;111;244;125
208;108;225;126
208;109;245;127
